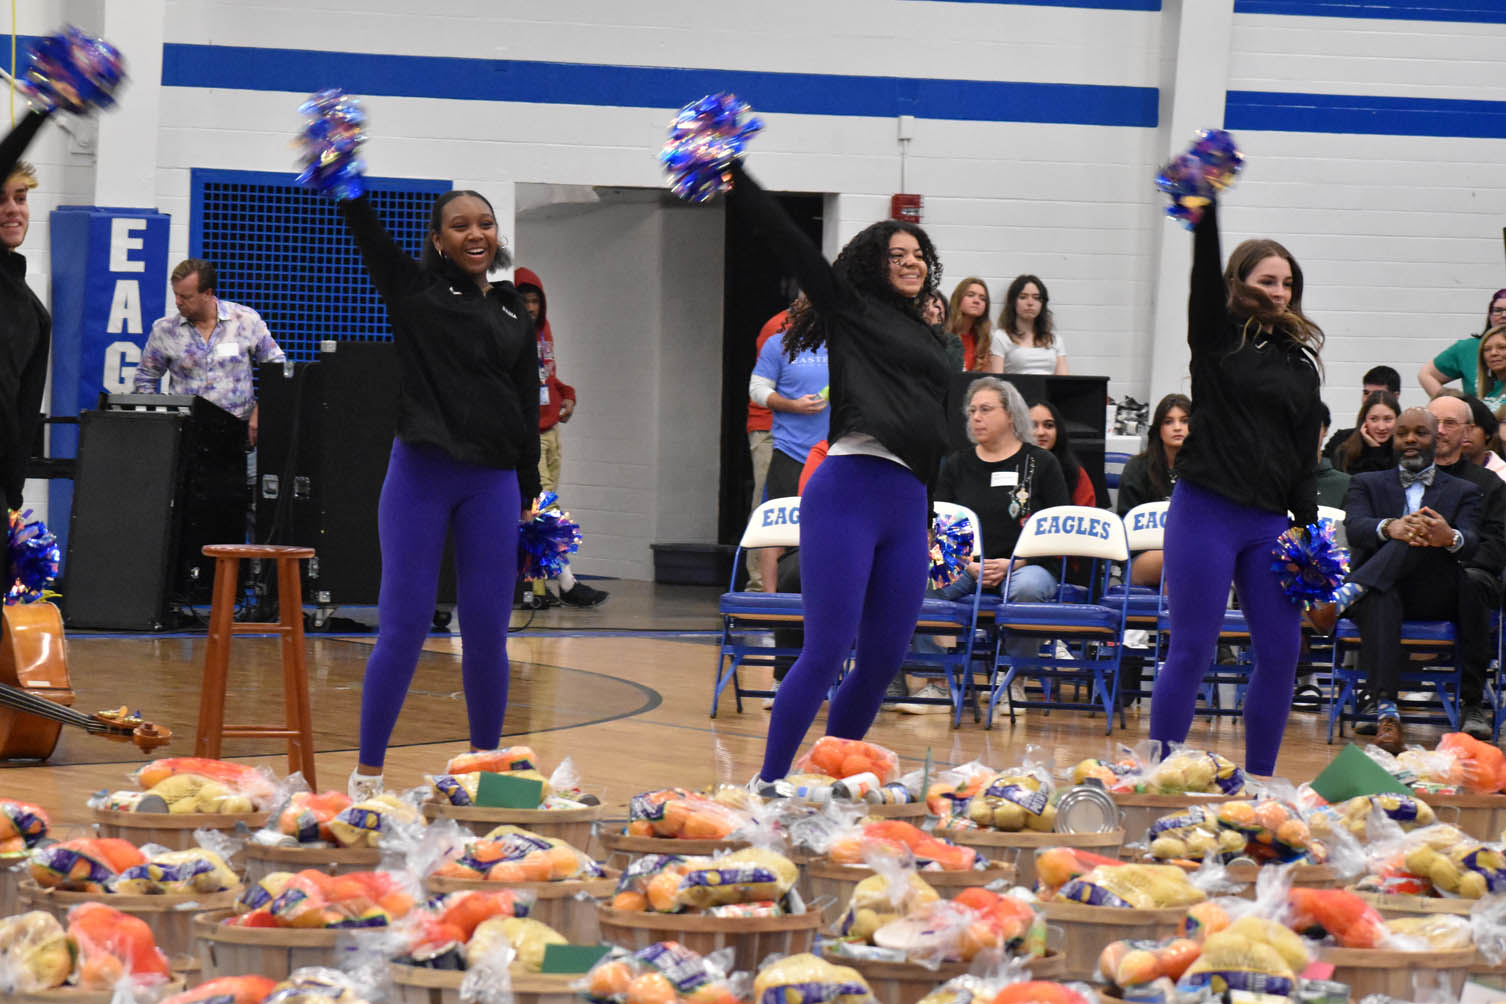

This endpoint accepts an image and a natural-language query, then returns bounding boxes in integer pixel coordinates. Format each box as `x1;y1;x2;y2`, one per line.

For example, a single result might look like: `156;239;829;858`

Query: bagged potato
1181;915;1307;999
0;799;48;854
1386;914;1473;950
275;791;352;844
675;847;797;910
109;847;240;895
964;770;1056;833
1147;806;1244;862
0;911;72;992
838;869;940;941
328;792;420;847
30;837;147;891
1058;863;1206;909
466;915;565;972
753;953;875;1004
611;854;691;913
1142;748;1244;796
1098;935;1201;989
432;824;602;882
582;941;739;1004
626;788;750;840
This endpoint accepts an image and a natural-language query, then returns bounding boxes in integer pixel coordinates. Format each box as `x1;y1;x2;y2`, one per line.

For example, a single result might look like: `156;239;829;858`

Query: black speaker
62;410;185;630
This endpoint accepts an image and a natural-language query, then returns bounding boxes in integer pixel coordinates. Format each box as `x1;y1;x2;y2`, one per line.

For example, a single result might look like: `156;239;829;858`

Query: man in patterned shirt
134;258;285;444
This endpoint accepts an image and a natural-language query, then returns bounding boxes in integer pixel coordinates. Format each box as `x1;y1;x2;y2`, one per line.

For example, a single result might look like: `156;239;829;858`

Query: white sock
557;567;577;591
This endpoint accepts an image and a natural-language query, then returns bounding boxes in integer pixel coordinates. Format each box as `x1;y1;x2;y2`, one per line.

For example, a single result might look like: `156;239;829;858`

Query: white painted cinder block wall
13;1;1506;576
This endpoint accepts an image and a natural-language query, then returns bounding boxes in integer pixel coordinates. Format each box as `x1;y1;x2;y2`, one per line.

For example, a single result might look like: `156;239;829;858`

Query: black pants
771;550;802;681
1347;540;1497;704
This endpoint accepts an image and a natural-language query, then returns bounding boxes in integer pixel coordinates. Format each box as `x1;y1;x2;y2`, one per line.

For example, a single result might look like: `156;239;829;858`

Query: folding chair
1325;619;1463;743
986;505;1130;733
711;497;803;717
907;502;994;727
1102;501;1169;707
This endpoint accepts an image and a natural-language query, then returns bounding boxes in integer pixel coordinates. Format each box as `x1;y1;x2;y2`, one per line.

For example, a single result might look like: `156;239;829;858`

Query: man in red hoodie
514;267;607;608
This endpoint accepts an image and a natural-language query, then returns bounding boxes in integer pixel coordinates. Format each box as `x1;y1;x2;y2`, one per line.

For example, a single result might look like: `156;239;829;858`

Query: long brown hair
945;277;992;370
1143;393;1191;499
999;274;1054;349
1340;390;1400;472
1223;238;1323;364
1477;324;1506;397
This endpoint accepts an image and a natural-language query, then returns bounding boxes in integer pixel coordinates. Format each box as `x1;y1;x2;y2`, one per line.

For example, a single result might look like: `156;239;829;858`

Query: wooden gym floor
0;580;1421;833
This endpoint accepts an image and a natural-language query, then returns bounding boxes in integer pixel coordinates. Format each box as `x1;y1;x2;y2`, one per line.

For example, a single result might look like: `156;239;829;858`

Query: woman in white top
988;274;1067;375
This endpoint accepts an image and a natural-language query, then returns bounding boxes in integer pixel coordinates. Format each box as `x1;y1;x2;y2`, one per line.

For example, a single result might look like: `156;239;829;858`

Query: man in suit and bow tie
1339;407;1483;753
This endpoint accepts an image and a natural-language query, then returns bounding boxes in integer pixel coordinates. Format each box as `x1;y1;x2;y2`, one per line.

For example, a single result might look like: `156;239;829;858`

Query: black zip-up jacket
727;162;950;494
0;111;51;510
1175;201;1322;526
339;196;541;504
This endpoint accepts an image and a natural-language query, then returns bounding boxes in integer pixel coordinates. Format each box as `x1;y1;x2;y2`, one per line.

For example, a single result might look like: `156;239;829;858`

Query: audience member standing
1335;391;1399;475
946;277;992;371
1116;393;1190;587
1419;289;1506;397
989;275;1067;375
743;307;790;591
1475;325;1506;411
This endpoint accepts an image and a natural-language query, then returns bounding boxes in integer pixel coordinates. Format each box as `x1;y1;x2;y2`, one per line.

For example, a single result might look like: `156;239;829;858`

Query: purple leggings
760;455;929;781
1150;479;1301;776
358;439;520;767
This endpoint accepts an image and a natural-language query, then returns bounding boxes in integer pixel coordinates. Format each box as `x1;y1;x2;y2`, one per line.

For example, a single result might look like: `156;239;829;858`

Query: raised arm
338;195;424;302
0;111;50;186
726;162;842;313
1188;200;1234;355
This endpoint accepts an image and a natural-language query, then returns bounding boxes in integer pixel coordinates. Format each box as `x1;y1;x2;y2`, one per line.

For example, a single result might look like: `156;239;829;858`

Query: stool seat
195;543;317;788
203;544;315;560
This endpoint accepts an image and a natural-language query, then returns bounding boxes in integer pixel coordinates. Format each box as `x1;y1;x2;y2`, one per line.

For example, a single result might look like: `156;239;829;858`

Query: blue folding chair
907;502;995;727
711;496;804;717
986;505;1131;733
1101;501;1169;707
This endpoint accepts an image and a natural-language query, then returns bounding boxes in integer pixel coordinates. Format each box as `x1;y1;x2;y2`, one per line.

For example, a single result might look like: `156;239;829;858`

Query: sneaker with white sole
895;682;952;715
348;769;384;801
761;681;779;710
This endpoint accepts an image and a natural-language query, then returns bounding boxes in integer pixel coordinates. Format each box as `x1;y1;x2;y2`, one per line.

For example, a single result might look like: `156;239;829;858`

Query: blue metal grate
190;169;452;362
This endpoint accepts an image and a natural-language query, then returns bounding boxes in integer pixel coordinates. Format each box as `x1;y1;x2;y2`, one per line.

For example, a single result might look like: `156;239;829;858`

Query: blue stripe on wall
1227;90;1506;139
159;43;1158;128
1233;1;1506;24
904;0;1160;9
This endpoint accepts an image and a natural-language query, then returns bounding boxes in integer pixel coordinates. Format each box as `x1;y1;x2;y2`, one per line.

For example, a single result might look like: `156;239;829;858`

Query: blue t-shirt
754;332;829;462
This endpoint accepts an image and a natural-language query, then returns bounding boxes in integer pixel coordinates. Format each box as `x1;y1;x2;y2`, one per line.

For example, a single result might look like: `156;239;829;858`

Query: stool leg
197;556;238;759
279;557;317;790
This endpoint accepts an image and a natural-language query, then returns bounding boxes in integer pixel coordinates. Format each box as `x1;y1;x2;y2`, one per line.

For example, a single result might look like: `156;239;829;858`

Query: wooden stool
195;544;318;789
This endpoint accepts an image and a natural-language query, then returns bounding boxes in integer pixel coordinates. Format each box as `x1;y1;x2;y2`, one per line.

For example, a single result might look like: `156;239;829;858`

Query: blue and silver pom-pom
1272;521;1349;607
7;509;59;605
659;92;763;203
518;492;582;582
928;513;975;590
295;88;368;200
1155;128;1244;229
17;26;126;115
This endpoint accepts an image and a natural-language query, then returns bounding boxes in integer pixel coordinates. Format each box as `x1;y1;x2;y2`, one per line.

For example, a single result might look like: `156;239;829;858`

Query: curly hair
782;219;941;359
1223;238;1324;364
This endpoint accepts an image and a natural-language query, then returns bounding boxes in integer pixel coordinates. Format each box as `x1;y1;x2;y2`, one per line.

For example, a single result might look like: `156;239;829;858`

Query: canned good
832;772;882;802
788;782;832;804
876;782;915;804
1054;780;1119;833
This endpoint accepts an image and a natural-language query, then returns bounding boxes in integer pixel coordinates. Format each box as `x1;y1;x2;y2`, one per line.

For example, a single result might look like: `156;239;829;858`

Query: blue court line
1226;89;1506;139
903;0;1159;8
160;43;1158;129
1234;0;1506;24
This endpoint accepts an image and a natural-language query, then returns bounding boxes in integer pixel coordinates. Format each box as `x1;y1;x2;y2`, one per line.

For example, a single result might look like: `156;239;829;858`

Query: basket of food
0;903;185;1003
90;757;275;851
422;747;604;851
0;799;48;917
243;787;422;881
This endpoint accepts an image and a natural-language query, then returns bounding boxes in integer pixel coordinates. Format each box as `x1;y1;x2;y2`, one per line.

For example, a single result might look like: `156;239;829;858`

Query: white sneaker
1123;629;1151;650
348;769;384;801
1009;679;1028;704
895;682;952;715
1054;640;1072;660
762;681;779;710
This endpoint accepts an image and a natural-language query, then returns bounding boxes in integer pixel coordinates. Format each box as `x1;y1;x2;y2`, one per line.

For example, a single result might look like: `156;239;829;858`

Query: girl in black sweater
1149;200;1323;779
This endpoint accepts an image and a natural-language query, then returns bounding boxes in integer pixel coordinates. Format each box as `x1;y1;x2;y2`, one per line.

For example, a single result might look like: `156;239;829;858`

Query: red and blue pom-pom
518;492;582;582
929;513;975;590
7;509;59;605
1155;128;1244;229
1272;521;1349;607
659;92;763;203
18;26;125;115
296;88;368;200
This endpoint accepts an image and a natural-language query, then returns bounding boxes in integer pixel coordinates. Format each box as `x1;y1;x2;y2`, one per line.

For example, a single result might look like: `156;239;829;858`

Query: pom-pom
296;88;368;200
1272;522;1349;607
929;512;975;590
659;92;763;203
7;509;58;605
518;492;582;582
1155;128;1243;229
17;26;126;115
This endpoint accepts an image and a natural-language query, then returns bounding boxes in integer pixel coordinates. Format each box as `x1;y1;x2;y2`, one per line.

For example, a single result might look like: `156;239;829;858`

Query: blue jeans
914;563;1058;659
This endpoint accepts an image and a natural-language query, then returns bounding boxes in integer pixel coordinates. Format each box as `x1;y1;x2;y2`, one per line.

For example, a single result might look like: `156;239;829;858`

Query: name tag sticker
540;386;551;405
991;471;1019;488
212;341;240;359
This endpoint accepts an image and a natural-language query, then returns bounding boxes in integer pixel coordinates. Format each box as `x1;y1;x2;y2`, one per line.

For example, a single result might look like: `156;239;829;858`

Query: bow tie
1398;465;1436;489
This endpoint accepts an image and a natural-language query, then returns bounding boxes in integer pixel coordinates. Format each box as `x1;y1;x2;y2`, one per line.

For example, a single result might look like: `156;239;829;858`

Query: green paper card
540;943;611;973
475;771;544;809
1309;743;1412;803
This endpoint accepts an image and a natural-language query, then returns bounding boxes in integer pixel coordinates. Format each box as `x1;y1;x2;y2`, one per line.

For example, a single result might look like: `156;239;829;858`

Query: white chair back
738;497;802;549
1012;505;1129;562
933;502;983;560
1317;505;1346;528
1122;501;1170;552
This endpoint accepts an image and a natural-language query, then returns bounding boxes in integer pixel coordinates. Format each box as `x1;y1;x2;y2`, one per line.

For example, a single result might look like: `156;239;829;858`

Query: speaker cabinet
62;410;185;629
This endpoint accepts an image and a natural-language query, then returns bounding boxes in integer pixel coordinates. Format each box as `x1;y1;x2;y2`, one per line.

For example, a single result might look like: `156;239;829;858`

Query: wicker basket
1109;792;1223;849
818;948;1065;1004
1039;900;1186;980
12;978;186;1003
596;831;748;868
803;858;1016;929
421;803;603;852
19;879;239;969
425;870;619;944
390;964;579;1004
1352;889;1476;918
1319;945;1476;1000
937;828;1125;890
194;909;355;981
594;904;818;973
242;843;383;882
1421;791;1506;843
92;807;266;853
0;853;24;916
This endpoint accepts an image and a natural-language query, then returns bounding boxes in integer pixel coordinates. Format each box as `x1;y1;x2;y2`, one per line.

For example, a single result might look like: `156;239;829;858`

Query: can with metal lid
1054;779;1120;833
